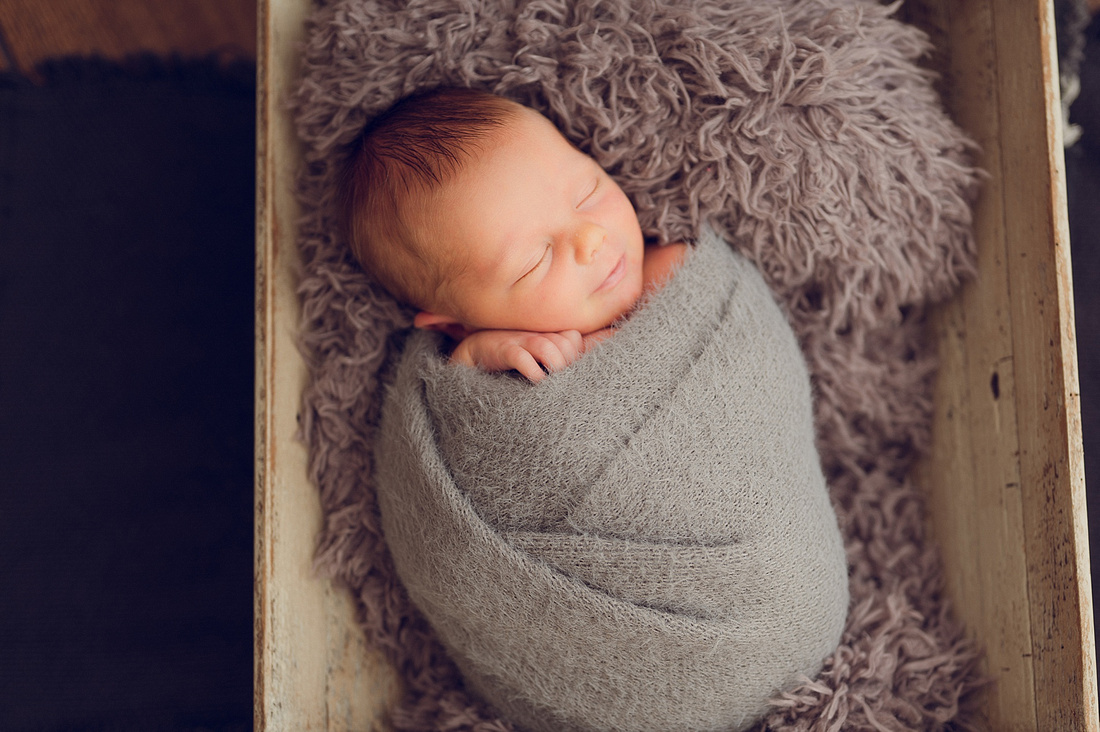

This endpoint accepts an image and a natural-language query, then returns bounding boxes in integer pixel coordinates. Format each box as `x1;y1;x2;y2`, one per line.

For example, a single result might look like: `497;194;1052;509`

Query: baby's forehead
511;106;582;147
401;103;598;268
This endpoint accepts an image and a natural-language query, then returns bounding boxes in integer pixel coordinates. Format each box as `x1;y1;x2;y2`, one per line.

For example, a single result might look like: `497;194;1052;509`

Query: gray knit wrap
375;229;849;732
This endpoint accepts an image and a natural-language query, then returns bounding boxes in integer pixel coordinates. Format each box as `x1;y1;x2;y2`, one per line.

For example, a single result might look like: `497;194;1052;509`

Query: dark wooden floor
0;0;256;75
3;1;1097;75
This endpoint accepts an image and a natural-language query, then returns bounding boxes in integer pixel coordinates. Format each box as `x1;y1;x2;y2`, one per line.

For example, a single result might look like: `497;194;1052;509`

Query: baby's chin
580;283;644;334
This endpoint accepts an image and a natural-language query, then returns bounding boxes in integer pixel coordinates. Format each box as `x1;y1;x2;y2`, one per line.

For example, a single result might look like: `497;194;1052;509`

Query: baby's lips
595;253;626;293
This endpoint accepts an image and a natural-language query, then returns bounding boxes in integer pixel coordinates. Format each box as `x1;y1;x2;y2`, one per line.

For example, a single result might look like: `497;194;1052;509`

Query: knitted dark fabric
0;56;254;732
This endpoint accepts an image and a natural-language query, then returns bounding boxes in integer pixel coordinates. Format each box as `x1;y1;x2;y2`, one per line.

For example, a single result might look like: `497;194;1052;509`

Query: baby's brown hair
339;87;519;309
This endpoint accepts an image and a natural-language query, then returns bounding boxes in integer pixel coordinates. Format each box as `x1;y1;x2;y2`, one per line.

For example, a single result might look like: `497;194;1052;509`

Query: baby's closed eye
518;243;551;282
576;178;599;209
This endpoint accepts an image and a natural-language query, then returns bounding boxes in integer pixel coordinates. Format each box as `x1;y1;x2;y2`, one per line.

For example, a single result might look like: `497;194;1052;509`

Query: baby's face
412;106;645;335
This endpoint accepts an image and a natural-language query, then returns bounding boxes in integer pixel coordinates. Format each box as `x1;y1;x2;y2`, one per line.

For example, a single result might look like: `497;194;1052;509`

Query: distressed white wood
914;1;1096;729
256;0;398;728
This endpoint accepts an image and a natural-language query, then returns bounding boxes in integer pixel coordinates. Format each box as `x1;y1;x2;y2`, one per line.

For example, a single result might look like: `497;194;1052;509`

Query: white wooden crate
255;1;1096;728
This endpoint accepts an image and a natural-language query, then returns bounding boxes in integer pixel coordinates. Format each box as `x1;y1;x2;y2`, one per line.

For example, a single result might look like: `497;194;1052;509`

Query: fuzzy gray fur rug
290;0;987;729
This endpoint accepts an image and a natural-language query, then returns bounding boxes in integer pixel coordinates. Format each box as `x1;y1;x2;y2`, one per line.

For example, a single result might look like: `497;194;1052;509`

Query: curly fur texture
290;0;987;729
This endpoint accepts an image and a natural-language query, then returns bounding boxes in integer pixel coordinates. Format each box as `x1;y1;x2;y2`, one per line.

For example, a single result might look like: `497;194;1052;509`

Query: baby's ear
413;311;472;341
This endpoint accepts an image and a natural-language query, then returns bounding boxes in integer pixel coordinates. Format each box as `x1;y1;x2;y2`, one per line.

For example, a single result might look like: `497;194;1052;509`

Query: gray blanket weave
375;228;849;732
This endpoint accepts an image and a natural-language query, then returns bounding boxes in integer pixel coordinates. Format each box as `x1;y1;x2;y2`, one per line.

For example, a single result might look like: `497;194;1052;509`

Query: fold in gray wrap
375;228;849;732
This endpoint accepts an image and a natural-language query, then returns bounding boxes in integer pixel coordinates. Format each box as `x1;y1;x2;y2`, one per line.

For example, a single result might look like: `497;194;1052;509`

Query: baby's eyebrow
465;233;524;284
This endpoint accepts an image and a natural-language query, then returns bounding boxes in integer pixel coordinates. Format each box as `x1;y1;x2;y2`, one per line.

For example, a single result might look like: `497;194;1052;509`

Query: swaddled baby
341;87;686;380
342;87;849;732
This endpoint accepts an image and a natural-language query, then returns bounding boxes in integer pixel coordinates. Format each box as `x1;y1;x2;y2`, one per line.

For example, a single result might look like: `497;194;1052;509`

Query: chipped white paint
256;0;399;729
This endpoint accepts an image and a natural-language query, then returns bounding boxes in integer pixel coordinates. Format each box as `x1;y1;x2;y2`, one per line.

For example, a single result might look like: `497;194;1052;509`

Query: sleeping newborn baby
341;86;686;381
341;87;850;732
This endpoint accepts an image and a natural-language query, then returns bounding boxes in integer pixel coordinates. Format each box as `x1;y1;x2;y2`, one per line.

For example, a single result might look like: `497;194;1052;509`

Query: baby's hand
451;329;584;383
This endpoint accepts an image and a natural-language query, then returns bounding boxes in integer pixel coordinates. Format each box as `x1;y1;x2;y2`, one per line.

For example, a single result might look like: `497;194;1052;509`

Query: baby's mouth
594;254;626;293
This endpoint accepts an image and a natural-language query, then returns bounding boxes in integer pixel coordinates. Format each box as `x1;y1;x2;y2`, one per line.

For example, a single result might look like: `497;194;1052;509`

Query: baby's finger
560;329;583;353
545;330;582;362
525;336;570;374
538;334;577;367
504;344;546;382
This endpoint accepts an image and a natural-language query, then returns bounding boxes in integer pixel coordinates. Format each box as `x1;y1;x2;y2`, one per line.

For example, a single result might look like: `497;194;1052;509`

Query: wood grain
910;2;1039;728
0;0;256;74
915;0;1096;729
255;0;400;729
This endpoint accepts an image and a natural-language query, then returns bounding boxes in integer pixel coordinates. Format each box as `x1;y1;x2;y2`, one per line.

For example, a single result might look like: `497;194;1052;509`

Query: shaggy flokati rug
290;0;987;729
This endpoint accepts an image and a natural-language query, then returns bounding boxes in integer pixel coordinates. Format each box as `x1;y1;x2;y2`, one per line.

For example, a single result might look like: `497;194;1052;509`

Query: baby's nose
574;223;605;264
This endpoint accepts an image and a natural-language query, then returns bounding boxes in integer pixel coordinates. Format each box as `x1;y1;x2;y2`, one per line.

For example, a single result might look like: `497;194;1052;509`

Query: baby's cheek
642;243;687;290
